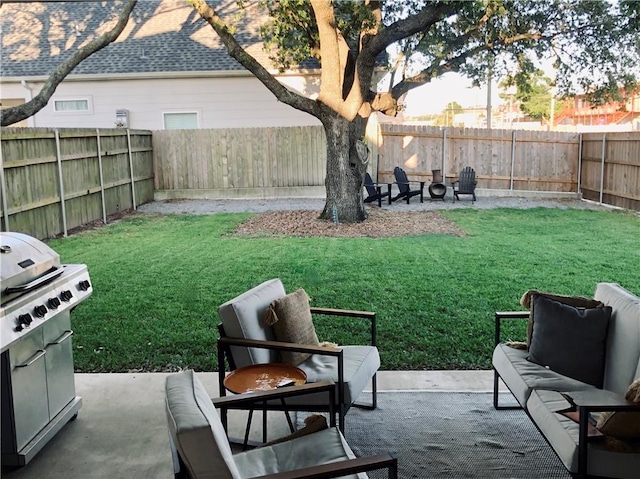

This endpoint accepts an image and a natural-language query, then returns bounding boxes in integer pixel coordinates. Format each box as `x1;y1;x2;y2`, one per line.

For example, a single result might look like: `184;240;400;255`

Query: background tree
499;72;562;121
189;0;639;222
0;0;138;127
435;101;463;127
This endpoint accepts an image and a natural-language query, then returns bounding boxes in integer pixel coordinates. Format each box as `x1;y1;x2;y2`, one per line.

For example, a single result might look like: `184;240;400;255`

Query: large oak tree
189;0;639;222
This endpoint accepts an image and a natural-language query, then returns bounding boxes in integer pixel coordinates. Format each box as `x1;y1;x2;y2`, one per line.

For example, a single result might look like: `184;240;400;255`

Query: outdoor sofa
492;282;640;479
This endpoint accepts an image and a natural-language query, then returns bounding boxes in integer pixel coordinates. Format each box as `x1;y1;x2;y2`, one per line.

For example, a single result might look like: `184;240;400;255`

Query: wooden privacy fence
580;132;640;211
374;124;581;193
1;125;638;240
153;126;327;197
0;128;154;240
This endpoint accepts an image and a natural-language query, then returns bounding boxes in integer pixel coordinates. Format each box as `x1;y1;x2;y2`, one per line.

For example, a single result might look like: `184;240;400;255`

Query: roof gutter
20;80;35;127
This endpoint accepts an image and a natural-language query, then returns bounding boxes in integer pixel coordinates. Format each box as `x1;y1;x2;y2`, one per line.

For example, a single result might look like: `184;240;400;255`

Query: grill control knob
60;290;73;302
34;305;47;318
78;280;91;291
48;297;61;309
16;313;33;331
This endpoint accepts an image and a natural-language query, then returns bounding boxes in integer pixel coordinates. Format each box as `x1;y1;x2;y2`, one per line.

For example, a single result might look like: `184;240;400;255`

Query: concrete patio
1;370;500;479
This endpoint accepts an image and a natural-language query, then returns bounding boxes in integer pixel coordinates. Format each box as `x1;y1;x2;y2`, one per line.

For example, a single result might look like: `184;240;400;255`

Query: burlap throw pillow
596;380;640;441
520;290;604;348
260;414;328;447
263;288;319;365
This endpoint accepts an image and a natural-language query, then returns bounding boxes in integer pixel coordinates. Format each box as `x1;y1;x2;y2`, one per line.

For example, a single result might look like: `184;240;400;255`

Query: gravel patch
137;195;615;239
138;195;611;215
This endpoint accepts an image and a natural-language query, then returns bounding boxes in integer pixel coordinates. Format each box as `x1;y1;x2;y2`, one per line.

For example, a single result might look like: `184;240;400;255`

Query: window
1;98;27;127
54;99;90;112
163;112;199;130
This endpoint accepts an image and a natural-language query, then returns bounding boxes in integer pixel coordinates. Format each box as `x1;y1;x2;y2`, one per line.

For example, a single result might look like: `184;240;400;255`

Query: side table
223;363;307;448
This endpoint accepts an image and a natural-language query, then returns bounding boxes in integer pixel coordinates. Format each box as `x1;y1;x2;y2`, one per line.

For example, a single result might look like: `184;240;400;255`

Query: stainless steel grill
1;232;93;466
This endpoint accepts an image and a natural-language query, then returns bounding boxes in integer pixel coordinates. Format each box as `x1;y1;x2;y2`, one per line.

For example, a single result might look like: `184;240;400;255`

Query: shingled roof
0;0;316;78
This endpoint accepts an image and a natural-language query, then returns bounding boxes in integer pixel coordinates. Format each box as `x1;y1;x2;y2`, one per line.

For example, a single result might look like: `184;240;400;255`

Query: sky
401;72;504;117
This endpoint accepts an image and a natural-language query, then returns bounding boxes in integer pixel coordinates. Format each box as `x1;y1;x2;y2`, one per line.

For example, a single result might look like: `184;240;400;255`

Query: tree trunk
319;110;369;223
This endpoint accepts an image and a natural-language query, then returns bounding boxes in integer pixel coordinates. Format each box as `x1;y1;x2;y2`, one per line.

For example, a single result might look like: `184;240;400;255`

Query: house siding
1;75;321;129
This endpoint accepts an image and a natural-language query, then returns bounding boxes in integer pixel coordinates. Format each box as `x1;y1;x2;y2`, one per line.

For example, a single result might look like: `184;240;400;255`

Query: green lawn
47;207;640;373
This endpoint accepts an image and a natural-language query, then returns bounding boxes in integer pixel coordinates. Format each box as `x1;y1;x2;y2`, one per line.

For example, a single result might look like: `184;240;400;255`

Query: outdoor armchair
364;172;392;207
165;370;397;479
216;278;379;433
391;166;424;204
451;166;477;202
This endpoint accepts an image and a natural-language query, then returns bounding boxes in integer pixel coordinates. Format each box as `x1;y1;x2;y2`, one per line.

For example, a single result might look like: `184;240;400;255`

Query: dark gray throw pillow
528;294;612;388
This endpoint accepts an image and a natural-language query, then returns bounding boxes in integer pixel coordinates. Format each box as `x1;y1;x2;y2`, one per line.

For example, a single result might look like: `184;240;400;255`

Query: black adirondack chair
391;167;424;204
451;166;477;202
364;173;391;207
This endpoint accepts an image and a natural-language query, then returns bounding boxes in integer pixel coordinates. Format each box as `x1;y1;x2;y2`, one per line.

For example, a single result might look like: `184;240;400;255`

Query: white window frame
162;111;200;130
53;97;92;115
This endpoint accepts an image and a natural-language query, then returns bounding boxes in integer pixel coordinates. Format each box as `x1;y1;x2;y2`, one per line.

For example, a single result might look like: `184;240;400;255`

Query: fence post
509;130;517;192
577;134;583;197
96;129;107;224
55;129;68;237
441;128;447;184
127;129;137;210
0;145;9;231
599;134;606;204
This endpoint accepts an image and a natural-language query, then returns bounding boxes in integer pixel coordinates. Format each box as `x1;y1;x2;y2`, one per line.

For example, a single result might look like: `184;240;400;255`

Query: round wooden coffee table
223;363;307;447
224;363;307;394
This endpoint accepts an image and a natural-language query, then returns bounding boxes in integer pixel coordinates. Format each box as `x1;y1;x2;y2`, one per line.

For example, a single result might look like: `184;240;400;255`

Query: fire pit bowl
428;182;447;200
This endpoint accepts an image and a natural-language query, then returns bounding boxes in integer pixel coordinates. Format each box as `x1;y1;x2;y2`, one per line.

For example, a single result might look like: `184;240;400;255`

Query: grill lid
0;232;61;304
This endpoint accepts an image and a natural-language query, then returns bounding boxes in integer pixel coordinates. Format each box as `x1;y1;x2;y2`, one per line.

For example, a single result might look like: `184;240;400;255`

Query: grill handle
48;330;74;346
4;267;64;294
15;349;46;368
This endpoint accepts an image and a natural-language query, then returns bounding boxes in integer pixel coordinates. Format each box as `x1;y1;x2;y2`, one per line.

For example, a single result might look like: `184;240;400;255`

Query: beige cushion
264;288;319;365
597;380;640;440
234;426;367;479
165;370;240;479
286;345;381;408
528;389;640;478
218;278;286;367
595;283;640;395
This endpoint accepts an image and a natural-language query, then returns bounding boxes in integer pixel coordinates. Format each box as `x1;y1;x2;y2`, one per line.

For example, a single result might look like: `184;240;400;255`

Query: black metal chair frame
391;167;424;204
451;166;477;202
217;307;378;434
364;172;392;207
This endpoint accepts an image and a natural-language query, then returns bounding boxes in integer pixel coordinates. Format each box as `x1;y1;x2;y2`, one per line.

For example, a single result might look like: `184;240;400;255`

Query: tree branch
364;2;464;59
310;0;343;104
189;0;317;117
391;28;546;100
1;0;138;127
